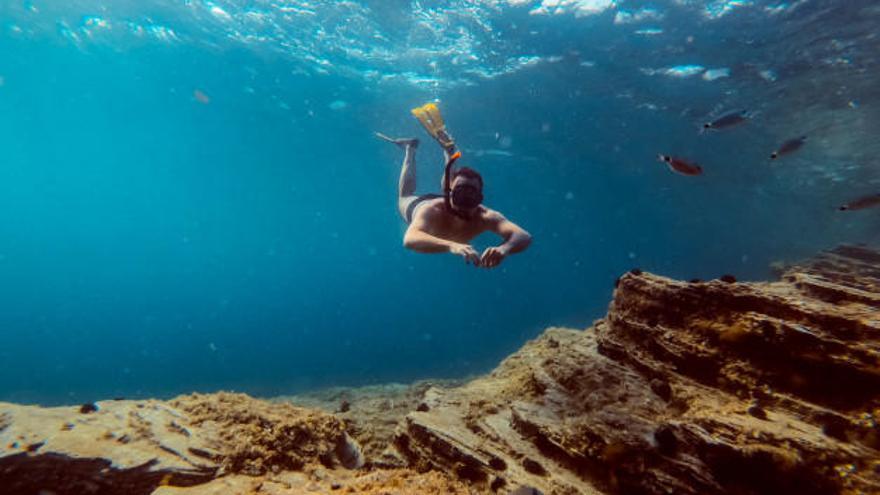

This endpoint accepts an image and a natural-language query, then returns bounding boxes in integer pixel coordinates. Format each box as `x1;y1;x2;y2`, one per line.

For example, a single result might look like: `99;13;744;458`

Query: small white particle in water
208;342;217;352
702;68;730;81
541;123;551;133
759;69;778;82
663;65;705;78
628;252;637;259
741;255;749;264
210;6;232;20
565;191;575;200
328;100;348;110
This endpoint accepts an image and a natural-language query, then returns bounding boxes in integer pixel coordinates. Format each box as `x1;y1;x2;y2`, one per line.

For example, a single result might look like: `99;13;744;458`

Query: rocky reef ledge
2;245;879;494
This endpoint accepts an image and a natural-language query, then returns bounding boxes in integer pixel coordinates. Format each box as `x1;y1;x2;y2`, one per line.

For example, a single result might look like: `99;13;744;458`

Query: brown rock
649;378;672;401
653;425;678;456
522;458;547;476
0;393;372;494
747;404;768;420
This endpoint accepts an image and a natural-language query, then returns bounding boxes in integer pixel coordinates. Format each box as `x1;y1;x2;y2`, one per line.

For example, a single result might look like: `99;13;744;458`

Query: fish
770;136;807;160
193;89;211;104
702;110;750;132
838;193;880;211
657;154;703;176
473;149;514;157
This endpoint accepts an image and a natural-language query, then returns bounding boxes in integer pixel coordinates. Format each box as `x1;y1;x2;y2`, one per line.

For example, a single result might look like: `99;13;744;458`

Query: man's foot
375;132;419;149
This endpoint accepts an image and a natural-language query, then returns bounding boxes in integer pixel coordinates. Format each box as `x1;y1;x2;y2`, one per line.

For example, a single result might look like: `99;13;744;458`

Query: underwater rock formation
1;245;878;494
391;245;880;494
0;391;472;494
276;379;465;466
0;392;367;494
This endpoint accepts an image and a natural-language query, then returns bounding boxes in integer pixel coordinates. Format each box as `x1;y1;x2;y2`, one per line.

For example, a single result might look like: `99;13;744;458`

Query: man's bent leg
397;143;420;221
398;143;418;198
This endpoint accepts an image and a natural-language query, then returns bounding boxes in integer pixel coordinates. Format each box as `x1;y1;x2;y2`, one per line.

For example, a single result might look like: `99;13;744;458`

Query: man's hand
480;246;507;269
451;244;481;266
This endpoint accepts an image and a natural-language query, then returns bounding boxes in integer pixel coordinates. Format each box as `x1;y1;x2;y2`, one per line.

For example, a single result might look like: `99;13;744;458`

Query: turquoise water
0;0;877;404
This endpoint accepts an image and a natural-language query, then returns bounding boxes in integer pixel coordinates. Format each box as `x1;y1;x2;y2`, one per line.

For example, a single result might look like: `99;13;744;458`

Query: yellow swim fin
411;102;456;151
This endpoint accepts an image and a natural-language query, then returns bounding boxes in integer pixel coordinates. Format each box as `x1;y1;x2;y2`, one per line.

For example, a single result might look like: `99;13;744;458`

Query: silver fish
702;110;751;132
473;149;515;157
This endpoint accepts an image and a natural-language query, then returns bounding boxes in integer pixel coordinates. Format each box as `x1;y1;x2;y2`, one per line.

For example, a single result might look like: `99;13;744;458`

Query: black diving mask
451;184;483;210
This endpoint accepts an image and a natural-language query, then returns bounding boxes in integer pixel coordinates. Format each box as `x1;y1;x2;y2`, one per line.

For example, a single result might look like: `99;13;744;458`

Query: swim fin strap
411;103;455;151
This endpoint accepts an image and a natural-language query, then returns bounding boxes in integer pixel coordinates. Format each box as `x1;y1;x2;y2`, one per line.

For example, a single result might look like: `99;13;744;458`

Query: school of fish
657;109;875;213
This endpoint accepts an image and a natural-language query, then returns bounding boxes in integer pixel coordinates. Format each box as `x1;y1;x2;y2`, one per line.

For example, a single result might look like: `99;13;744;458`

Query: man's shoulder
479;206;505;223
422;196;446;210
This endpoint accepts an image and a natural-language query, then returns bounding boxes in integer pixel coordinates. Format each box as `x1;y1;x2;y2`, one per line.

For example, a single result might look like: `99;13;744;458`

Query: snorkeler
376;103;531;268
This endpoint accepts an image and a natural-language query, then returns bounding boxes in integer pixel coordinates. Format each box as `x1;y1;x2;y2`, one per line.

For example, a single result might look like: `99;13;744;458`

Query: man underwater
377;103;531;268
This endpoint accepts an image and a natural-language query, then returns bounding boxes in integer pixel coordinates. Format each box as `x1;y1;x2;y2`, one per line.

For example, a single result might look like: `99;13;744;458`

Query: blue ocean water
0;0;877;405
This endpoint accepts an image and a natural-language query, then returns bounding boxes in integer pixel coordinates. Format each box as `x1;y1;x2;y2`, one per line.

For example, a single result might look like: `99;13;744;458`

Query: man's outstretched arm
480;211;532;268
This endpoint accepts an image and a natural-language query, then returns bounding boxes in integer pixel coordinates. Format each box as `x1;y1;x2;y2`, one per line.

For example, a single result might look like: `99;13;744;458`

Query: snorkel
444;150;462;214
